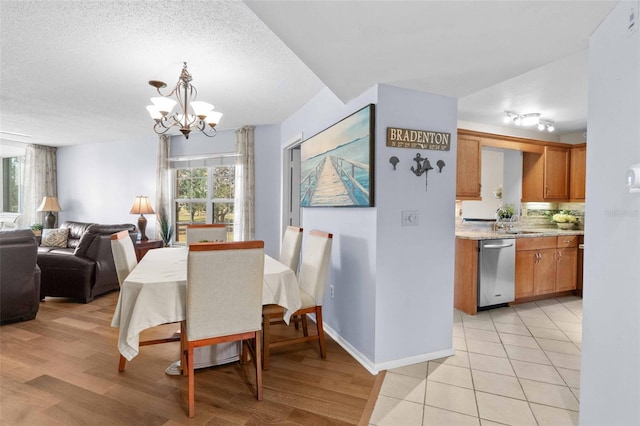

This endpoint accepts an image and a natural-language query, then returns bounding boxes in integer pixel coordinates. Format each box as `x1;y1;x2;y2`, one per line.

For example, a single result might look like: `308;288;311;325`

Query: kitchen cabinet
453;238;479;315
576;235;584;296
515;236;578;300
570;144;586;200
456;135;482;200
556;235;578;292
515;237;557;298
455;234;583;315
521;147;570;201
544;146;570;199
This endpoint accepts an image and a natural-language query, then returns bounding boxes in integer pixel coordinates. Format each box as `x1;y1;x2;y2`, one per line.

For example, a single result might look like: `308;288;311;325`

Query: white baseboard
321;318;456;375
322;321;379;375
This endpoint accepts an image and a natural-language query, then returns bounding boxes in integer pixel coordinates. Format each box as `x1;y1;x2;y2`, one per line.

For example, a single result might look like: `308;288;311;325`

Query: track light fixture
503;111;554;132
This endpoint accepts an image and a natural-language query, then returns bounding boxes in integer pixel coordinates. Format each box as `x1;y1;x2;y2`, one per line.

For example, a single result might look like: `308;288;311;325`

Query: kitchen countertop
456;228;584;240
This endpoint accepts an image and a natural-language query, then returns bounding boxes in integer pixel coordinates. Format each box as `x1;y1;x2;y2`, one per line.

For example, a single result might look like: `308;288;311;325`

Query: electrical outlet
330;285;334;299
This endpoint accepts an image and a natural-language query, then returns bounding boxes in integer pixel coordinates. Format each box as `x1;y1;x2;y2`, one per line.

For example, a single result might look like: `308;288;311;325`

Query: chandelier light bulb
538;123;545;131
150;97;177;115
146;105;163;121
191;101;215;118
206;111;223;127
547;124;555;132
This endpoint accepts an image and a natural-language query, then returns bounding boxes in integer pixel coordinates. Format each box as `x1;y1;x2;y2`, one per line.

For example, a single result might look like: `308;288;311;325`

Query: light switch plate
401;210;419;226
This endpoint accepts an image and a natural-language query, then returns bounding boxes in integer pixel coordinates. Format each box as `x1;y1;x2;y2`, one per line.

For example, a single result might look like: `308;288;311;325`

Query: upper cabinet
457;130;585;203
569;144;586;201
522;146;570;201
456;135;482;200
543;146;570;200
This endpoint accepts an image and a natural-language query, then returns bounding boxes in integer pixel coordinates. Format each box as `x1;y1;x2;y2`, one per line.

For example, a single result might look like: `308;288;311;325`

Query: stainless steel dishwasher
478;239;516;308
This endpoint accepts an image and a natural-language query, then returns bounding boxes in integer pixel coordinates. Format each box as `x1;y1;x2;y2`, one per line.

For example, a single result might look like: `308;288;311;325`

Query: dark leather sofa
37;221;136;303
0;229;41;324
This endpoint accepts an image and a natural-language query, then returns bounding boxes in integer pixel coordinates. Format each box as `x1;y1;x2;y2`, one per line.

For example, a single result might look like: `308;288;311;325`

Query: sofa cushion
38;246;75;255
0;229;40;324
41;228;69;248
60;221;95;249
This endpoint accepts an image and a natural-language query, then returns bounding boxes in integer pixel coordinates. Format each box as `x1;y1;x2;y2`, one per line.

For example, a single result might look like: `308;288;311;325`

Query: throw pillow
41;228;69;248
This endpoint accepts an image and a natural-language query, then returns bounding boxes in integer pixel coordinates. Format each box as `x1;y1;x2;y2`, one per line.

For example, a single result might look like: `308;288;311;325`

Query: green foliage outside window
174;165;235;243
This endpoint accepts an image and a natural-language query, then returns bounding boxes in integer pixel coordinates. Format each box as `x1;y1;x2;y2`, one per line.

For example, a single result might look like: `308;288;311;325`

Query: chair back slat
186;224;228;245
298;230;332;306
279;226;303;273
186;241;264;341
110;230;137;286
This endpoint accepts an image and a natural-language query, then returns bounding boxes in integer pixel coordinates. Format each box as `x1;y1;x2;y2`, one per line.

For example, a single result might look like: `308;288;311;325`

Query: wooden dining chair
186;224;228;245
183;240;264;417
112;231;181;373
262;230;332;370
110;230;138;286
279;226;303;273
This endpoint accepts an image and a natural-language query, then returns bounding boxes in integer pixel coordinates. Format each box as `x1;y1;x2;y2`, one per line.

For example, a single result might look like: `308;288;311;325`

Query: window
173;165;235;243
2;156;24;212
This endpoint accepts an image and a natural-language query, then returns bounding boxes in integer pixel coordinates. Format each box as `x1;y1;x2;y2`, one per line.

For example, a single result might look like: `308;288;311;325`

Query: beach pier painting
300;104;375;207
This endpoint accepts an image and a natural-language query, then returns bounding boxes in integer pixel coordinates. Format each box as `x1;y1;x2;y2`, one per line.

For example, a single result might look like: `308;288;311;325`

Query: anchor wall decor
408;154;446;191
411;153;434;191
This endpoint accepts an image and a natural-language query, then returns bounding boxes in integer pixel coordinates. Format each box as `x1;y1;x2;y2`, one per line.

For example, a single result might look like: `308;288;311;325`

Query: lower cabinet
515;236;578;301
556;236;578;292
455;235;581;315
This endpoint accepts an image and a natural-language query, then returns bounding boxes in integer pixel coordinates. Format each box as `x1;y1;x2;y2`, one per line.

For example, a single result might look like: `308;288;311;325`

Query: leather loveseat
37;221;137;303
0;229;41;324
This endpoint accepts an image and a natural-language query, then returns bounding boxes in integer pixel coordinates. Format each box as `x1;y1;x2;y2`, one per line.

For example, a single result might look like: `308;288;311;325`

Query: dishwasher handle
483;243;515;249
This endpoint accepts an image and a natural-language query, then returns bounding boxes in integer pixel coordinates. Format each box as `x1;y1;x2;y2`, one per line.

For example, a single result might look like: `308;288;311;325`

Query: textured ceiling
0;0;618;152
0;0;324;148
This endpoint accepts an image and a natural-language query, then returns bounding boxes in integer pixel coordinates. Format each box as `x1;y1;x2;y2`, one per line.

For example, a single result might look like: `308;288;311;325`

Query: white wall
281;86;379;363
254;124;282;258
280;84;457;370
375;84;457;367
57;135;158;233
502;149;523;210
461;149;504;219
581;2;640;425
57;128;282;256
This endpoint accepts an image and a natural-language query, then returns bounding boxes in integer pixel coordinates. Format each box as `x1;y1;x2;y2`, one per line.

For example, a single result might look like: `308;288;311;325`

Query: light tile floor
370;297;582;426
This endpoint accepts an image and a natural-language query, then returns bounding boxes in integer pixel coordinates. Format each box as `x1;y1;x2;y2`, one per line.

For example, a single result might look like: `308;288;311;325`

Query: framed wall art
300;104;375;207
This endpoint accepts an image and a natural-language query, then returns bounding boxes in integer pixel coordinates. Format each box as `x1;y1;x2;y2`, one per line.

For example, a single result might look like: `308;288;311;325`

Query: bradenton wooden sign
386;127;451;151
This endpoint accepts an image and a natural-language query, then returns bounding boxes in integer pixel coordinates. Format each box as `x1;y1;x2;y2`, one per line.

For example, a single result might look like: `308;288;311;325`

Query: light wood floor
0;292;381;425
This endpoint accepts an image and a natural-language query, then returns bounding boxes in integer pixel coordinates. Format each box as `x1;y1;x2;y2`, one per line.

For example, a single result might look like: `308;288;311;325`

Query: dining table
110;246;301;367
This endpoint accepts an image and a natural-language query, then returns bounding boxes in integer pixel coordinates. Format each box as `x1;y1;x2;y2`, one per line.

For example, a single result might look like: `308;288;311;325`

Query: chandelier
503;111;554;132
146;62;223;139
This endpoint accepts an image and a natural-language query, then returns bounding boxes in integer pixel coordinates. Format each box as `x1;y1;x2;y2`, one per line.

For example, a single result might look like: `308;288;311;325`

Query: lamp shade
129;196;155;215
37;196;62;212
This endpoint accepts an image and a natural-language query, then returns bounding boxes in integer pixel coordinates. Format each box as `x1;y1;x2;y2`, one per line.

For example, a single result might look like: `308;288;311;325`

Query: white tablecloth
111;247;301;361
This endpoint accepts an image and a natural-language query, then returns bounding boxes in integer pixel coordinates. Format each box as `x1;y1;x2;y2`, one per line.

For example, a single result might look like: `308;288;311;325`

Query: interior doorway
282;134;303;238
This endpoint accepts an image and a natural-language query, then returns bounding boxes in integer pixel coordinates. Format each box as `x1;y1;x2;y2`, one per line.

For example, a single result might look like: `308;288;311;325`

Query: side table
134;239;164;261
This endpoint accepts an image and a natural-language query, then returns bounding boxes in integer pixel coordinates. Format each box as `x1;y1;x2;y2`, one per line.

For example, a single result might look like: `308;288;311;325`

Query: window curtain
155;134;171;240
233;126;255;241
21;144;57;228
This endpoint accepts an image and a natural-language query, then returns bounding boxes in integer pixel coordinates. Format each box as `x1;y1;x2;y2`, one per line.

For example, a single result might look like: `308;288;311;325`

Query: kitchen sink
503;230;541;234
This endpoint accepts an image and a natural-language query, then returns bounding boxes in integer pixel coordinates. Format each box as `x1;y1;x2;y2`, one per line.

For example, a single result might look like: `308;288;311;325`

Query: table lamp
129;195;155;241
37;196;63;229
